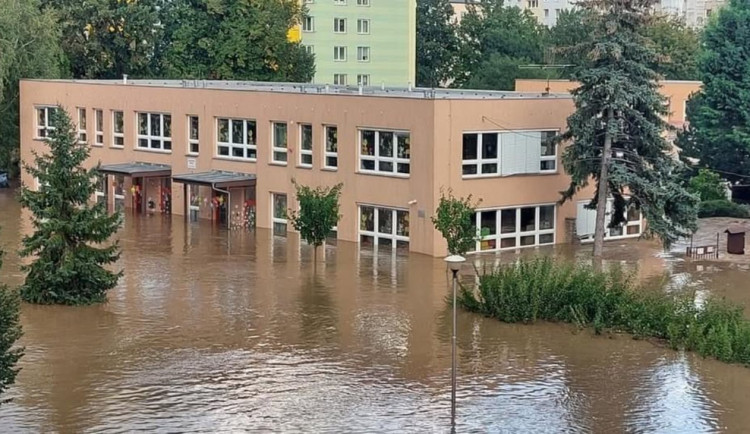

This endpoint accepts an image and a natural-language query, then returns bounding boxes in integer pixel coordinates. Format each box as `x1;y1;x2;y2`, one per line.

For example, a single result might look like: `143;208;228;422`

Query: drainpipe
213;185;231;227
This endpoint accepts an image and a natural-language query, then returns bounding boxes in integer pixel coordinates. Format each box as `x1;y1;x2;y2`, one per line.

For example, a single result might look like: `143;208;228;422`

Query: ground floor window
95;174;107;205
473;204;555;252
272;193;288;236
359;205;409;250
113;175;125;212
188;184;201;222
576;200;643;241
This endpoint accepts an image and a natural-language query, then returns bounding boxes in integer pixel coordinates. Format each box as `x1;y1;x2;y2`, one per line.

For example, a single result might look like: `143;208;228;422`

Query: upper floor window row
360;129;410;176
462;130;557;178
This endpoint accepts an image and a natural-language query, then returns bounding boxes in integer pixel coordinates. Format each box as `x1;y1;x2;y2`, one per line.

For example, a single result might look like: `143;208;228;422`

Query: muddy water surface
0;188;749;433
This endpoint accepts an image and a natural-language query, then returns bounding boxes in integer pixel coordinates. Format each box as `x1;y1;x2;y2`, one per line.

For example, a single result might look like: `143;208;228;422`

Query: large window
272;122;288;164
299;124;313;167
137;112;172;151
359;129;410;176
188;115;199;155
272;193;288;236
94;109;104;146
35;106;57;138
359;206;409;249
462;130;557;177
324;125;338;169
473;204;555;252
77;108;87;144
112;111;124;147
217;118;256;160
576;200;643;241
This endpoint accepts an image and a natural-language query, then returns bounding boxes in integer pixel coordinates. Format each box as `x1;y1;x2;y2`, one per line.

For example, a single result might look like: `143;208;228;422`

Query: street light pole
444;254;465;431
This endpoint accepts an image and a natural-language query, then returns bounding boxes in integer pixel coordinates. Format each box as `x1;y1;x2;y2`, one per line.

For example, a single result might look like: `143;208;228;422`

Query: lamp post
444;254;466;431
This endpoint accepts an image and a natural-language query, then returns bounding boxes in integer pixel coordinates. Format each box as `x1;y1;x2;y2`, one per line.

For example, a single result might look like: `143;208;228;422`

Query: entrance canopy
172;170;256;189
98;162;172;178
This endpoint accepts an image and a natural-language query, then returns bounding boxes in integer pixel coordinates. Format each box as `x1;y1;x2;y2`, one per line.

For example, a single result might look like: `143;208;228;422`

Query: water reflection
1;189;749;432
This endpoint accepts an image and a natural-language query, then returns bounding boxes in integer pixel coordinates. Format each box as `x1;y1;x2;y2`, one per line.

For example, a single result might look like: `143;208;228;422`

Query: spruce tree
679;0;750;182
0;234;23;403
19;108;122;305
558;0;698;263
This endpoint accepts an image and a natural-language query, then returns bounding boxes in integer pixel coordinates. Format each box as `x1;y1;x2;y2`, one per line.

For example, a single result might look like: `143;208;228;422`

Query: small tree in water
287;180;343;262
19;107;123;305
432;189;481;256
0;231;23;403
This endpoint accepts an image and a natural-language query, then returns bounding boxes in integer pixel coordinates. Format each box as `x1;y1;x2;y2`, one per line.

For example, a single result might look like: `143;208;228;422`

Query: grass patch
458;257;750;366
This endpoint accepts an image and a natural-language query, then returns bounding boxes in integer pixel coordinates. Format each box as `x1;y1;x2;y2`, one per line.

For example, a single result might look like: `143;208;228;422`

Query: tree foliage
432;189;481;256
416;0;458;87
0;0;64;177
558;0;698;252
20;108;123;305
688;169;727;201
158;0;314;81
287;180;342;257
0;234;23;403
679;0;750;182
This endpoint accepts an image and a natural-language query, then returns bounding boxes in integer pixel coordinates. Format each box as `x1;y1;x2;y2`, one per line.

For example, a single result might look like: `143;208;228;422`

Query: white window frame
357;19;370;34
299;123;313;168
462;132;500;178
304;45;314;55
358;205;410;249
35;106;57;139
334;74;347;85
324;125;338;170
334;17;347;33
462;129;558;178
272;193;288;237
357;46;370;62
359;129;410;177
137;112;172;152
77;107;87;144
271;121;288;164
112;110;124;148
471;204;556;253
188;115;199;155
357;0;370;5
334;0;347;4
334;46;347;61
303;16;314;32
357;74;370;86
216;118;257;161
94;109;104;146
95;174;107;203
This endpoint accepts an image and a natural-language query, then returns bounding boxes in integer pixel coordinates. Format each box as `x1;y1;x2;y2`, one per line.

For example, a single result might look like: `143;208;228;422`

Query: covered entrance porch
97;162;172;214
172;170;256;229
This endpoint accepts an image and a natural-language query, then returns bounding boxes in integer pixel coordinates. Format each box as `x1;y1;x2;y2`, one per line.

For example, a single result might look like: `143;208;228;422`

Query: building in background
656;0;725;27
299;0;417;87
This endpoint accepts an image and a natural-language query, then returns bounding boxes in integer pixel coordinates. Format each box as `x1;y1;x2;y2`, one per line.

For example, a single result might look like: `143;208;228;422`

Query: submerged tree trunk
593;108;614;269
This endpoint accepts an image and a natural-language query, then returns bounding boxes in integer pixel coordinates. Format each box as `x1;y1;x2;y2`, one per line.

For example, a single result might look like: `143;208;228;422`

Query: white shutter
525;131;541;173
577;201;597;237
500;132;526;175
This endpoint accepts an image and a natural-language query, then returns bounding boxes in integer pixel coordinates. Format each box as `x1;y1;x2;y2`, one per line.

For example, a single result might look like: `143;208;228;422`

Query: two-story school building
20;79;649;257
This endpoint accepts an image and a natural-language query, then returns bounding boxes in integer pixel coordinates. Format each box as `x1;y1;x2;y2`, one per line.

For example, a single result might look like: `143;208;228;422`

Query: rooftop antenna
518;48;574;95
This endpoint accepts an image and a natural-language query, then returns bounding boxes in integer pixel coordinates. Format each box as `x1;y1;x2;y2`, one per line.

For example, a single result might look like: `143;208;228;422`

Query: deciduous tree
20;108;123;305
287;180;342;263
416;0;458;87
432;189;481;256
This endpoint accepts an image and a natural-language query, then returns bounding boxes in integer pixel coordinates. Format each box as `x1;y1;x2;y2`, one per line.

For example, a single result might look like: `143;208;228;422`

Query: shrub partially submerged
459;258;750;366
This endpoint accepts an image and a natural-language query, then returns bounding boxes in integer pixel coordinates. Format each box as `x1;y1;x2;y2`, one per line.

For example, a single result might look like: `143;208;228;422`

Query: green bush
458;257;750;366
688;169;728;202
697;200;750;218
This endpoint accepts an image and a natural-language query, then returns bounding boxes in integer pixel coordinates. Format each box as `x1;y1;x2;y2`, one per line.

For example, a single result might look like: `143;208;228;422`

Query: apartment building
300;0;417;87
20;79;652;257
656;0;725;27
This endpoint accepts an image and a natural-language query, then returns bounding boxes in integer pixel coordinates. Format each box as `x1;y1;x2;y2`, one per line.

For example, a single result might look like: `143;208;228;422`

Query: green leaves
416;0;458;87
431;189;481;256
19;108;123;305
287;180;342;251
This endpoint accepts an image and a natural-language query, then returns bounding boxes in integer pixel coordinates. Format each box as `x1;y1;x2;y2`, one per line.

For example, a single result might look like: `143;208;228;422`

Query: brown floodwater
1;187;749;433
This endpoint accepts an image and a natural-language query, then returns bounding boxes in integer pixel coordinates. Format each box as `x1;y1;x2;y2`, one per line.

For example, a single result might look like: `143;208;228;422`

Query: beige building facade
21;79;652;257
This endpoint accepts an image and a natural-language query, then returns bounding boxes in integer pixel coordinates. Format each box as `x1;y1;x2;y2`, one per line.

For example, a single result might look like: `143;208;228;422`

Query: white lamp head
444;254;466;272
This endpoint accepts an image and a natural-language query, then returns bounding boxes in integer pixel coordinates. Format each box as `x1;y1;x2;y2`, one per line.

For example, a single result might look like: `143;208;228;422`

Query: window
334;0;346;4
94;109;104;145
35;106;57;138
95;174;107;205
357;19;370;34
112;111;124;147
217;118;256;160
576;199;643;241
357;46;370;62
304;45;314;55
137;112;172;151
271;122;288;164
528;0;538;7
299;124;313;167
359;206;409;250
77;108;87;143
357;0;369;5
473;204;555;252
360;129;410;175
334;18;346;33
462;130;557;177
272;193;288;236
324;125;338;169
188;115;199;155
334;46;347;61
303;16;314;32
357;74;370;86
334;74;347;85
544;9;549;17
